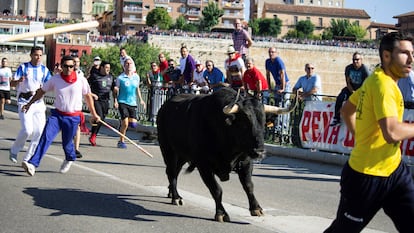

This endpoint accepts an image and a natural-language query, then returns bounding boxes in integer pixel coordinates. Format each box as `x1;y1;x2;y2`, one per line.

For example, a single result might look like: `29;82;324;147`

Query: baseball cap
94;56;101;61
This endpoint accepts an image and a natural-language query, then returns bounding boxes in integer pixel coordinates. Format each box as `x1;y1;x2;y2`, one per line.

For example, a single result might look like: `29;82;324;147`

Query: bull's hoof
250;209;264;216
214;213;230;222
172;198;184;206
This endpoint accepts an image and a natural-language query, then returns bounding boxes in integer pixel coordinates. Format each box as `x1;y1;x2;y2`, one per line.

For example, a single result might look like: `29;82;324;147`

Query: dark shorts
0;90;10;99
118;103;137;120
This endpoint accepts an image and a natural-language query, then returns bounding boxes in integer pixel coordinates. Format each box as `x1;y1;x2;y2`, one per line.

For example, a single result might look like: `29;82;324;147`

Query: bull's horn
223;104;239;114
264;91;299;114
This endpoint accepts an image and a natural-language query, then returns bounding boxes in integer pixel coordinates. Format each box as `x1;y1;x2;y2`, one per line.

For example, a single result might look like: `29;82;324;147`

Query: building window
336;1;340;6
299;0;304;4
310;0;313;4
294;16;298;25
306;17;310;21
355;20;359;26
318;0;322;5
61;49;66;57
319;18;323;27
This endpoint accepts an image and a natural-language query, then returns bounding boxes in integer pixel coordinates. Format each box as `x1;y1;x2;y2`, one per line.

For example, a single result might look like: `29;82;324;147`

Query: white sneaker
60;160;73;173
9;150;17;163
22;161;35;176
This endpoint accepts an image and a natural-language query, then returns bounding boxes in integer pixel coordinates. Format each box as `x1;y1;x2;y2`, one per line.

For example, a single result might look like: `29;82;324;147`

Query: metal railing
10;87;324;147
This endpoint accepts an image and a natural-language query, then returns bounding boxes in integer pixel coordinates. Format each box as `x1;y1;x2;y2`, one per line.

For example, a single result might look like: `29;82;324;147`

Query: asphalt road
0;108;398;233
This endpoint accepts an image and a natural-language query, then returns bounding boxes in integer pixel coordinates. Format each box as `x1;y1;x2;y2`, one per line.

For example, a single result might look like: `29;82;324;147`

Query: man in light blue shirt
293;63;322;101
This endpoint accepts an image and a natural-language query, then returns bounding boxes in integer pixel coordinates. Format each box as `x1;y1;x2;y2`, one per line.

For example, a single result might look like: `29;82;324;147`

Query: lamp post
33;0;39;47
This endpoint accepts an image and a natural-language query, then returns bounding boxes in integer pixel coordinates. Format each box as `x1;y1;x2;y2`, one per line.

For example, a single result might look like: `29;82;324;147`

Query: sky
244;0;411;25
345;0;411;24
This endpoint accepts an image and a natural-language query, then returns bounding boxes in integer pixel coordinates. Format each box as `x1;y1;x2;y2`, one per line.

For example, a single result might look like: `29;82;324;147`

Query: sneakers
9;150;17;163
0;115;4;120
60;160;74;173
117;141;127;149
76;150;83;159
330;119;341;126
89;133;97;146
22;161;35;176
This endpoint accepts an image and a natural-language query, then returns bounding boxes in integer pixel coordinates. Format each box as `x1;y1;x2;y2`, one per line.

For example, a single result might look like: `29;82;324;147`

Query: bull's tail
185;162;196;173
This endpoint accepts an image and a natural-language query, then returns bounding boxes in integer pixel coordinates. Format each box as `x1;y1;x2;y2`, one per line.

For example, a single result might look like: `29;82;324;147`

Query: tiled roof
393;11;414;18
263;3;370;19
369;22;398;30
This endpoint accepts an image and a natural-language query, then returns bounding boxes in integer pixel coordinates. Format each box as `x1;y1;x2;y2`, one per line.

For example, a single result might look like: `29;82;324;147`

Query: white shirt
0;66;12;91
42;73;91;112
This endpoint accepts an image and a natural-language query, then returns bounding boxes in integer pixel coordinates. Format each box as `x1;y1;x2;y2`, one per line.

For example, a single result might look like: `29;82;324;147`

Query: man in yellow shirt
325;32;414;232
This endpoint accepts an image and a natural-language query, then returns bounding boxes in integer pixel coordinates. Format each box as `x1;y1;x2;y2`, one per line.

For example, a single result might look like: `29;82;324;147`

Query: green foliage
295;20;315;38
182;23;199;32
259;18;282;36
345;23;367;40
174;15;187;30
327;19;366;40
201;2;224;31
321;29;333;40
146;7;173;30
249;18;259;35
250;17;282;36
80;42;163;79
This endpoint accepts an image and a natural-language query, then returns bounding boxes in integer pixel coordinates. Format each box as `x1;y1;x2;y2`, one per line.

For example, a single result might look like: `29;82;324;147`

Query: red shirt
243;66;269;91
159;60;169;82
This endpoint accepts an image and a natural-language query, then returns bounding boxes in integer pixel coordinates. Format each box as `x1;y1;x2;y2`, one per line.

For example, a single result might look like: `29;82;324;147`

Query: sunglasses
62;64;74;68
168;64;174;66
353;58;360;61
306;67;314;70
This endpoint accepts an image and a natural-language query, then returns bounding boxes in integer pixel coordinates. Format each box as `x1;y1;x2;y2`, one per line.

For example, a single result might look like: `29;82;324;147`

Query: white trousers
10;101;46;161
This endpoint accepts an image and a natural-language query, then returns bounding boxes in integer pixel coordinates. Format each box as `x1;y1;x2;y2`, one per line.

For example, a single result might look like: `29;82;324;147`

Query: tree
81;42;163;79
295;20;315;38
200;2;223;31
329;19;350;37
258;17;282;36
146;7;173;30
249;18;260;35
345;23;367;40
174;15;187;30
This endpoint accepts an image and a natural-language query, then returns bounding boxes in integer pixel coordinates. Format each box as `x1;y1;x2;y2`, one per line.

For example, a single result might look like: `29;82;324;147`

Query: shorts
118;103;137;120
0;90;11;99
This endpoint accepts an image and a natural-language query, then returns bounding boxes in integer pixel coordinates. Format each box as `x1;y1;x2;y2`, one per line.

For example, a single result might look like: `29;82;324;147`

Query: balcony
221;1;244;9
124;0;143;3
122;17;143;24
221;11;243;19
154;0;169;3
186;10;201;17
187;0;202;6
123;5;143;13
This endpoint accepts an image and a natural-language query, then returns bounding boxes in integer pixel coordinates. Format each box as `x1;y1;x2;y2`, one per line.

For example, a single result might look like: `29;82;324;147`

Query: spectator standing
330;52;370;126
232;18;253;61
179;44;196;86
158;53;169;82
113;58;145;149
293;63;322;101
89;56;101;77
224;45;245;90
120;47;136;72
164;59;182;96
265;47;291;106
398;70;414;106
146;62;164;123
0;57;12;119
243;57;269;103
324;32;414;233
21;55;100;176
203;60;227;92
9;46;51;163
192;60;209;93
88;61;116;146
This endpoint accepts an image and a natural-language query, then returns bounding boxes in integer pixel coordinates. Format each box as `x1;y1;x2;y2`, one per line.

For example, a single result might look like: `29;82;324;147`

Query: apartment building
113;0;246;35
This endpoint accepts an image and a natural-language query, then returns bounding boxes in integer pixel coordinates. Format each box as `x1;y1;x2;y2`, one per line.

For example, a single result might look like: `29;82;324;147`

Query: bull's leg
198;167;230;222
237;159;264;217
165;157;186;206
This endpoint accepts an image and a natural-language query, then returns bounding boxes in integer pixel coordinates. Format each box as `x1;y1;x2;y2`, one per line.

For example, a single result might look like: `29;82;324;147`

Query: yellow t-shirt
348;67;403;177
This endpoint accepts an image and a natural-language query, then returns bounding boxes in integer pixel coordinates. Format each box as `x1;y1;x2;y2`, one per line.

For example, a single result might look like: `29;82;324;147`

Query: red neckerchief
227;53;242;65
61;71;77;84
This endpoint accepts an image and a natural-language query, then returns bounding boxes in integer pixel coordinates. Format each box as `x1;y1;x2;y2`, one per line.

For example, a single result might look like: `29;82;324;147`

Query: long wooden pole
99;119;154;158
0;21;99;43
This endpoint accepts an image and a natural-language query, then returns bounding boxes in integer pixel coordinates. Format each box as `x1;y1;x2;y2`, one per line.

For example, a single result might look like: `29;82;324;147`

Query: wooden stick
99;119;154;158
0;21;99;43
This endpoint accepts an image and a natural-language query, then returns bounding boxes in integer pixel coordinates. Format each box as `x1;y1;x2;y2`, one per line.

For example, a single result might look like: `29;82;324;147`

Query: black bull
156;87;297;222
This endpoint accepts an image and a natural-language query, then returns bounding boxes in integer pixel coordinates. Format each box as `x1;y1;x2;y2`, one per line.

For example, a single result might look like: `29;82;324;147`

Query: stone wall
148;34;380;96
